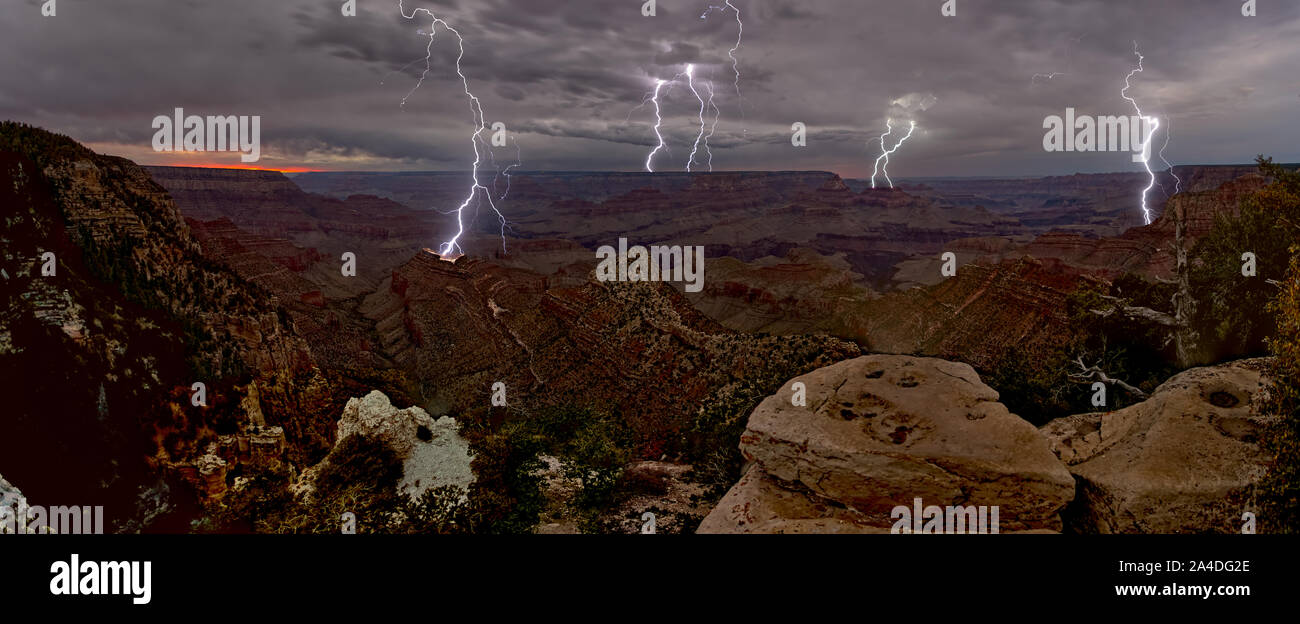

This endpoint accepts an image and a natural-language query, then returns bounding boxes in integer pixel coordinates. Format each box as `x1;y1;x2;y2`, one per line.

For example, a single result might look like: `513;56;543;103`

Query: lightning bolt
871;121;894;188
870;119;916;189
645;79;668;172
639;66;719;173
1158;119;1181;196
634;2;742;173
1031;36;1084;87
398;0;510;259
703;79;720;171
685;65;708;172
489;134;521;202
636;1;742;172
379;55;434;88
1121;41;1161;225
702;1;744;122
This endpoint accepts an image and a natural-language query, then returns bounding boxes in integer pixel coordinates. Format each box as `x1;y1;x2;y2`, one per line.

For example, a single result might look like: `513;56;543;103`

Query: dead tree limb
1089;295;1182;328
1068;356;1150;400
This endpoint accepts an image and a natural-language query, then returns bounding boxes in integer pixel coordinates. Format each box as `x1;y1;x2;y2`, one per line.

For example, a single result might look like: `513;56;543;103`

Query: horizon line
137;163;1277;181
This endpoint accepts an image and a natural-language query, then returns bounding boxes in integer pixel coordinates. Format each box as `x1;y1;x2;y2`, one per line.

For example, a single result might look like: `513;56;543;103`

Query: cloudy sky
2;0;1297;177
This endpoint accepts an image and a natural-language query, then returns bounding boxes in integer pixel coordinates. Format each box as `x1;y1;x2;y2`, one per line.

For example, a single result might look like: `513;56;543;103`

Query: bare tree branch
1068;356;1150;400
1089;295;1182;328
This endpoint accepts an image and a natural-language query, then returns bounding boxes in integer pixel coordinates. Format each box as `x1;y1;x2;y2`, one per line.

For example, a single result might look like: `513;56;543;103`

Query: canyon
2;121;1286;533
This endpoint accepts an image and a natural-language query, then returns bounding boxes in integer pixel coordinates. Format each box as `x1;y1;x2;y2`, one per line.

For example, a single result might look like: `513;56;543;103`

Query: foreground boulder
699;355;1075;533
298;391;474;501
1041;358;1272;533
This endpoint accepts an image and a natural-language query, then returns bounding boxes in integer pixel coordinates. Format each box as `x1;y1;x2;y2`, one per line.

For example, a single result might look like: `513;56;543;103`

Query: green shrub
1257;252;1300;533
1191;157;1299;360
561;416;632;510
1250;160;1300;533
459;420;546;534
980;346;1076;425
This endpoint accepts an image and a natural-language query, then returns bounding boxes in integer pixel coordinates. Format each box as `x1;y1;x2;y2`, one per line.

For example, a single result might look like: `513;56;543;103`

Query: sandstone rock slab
704;355;1075;532
1041;358;1272;533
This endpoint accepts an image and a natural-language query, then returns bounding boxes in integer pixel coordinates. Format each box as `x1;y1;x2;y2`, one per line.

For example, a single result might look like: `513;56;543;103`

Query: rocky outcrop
0;124;327;519
196;453;229;499
699;355;1075;533
0;474;21;505
1041;358;1273;533
301;391;474;502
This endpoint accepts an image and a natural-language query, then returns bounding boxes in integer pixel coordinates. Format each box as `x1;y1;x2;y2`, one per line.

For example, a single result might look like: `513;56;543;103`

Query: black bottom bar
0;535;1287;613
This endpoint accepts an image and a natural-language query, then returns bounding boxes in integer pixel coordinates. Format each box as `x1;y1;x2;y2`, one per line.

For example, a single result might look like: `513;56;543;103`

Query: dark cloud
0;0;1296;177
654;42;705;66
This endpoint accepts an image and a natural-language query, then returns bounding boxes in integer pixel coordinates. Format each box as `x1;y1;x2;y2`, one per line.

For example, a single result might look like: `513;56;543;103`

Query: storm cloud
1;0;1296;177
